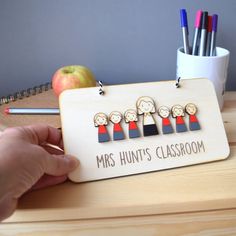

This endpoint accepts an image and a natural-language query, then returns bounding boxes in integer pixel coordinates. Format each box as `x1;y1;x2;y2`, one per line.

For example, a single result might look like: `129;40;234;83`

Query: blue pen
180;9;190;54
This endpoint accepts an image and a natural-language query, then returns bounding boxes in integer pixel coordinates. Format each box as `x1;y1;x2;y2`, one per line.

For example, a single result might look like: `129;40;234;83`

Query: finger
2;125;64;150
4;125;63;147
32;174;67;190
28;124;63;147
42;144;64;155
43;154;79;176
59;138;64;150
57;127;64;149
0;193;17;222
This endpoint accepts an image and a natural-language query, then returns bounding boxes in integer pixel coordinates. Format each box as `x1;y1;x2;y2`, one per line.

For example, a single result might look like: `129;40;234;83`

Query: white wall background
0;0;235;97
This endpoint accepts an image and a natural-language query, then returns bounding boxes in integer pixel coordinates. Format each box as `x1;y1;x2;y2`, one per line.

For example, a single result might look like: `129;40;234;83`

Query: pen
206;15;213;56
192;10;202;55
199;11;208;56
4;108;60;115
210;14;218;56
180;9;190;54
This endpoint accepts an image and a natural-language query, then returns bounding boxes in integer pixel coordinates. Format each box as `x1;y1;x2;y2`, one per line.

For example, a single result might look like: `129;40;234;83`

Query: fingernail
64;155;80;169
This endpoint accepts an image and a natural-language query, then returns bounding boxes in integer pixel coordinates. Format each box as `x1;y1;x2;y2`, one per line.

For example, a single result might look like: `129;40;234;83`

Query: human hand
0;124;79;221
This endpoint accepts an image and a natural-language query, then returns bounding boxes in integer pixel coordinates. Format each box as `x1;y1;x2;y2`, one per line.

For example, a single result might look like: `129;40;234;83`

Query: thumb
43;154;79;176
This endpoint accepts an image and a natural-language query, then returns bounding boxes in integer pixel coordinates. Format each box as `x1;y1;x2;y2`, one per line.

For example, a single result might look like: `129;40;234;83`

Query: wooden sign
59;78;230;182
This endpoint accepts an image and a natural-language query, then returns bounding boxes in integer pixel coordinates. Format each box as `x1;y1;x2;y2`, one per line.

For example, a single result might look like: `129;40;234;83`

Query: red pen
206;15;213;56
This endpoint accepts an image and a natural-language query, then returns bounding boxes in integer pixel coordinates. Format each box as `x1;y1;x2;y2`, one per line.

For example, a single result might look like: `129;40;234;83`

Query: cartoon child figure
171;104;187;133
185;103;201;131
94;112;110;143
109;111;125;141
136;96;159;136
124;109;140;138
157;106;174;134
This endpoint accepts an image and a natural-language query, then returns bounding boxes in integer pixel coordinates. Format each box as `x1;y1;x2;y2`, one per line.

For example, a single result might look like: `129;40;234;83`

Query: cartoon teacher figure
136;96;159;136
157;106;174;134
124;109;140;138
171;104;187;133
109;111;125;141
94;112;110;143
185;103;201;131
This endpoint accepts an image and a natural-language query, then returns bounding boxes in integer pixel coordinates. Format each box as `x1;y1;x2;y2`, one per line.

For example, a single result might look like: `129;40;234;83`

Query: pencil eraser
195;10;202;28
4;108;9;114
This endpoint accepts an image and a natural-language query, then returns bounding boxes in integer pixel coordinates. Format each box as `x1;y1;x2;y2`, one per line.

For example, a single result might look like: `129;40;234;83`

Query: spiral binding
0;82;52;106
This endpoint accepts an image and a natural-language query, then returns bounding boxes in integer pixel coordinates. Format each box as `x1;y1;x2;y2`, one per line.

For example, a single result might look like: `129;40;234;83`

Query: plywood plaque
59;78;230;182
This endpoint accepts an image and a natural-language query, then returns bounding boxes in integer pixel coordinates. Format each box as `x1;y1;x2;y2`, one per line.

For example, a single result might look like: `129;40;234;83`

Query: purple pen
180;9;190;54
192;10;202;55
210;14;218;56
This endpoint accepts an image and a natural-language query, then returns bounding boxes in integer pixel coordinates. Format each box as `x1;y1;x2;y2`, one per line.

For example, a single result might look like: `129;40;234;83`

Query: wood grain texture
1;209;236;235
4;147;236;223
59;79;229;182
1;91;236;235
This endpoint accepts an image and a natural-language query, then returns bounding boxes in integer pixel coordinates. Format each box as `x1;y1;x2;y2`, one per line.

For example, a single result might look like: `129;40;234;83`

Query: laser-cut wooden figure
157;106;174;134
94;112;110;143
185;103;201;131
171;104;187;133
109;111;125;141
136;96;159;136
124;109;140;138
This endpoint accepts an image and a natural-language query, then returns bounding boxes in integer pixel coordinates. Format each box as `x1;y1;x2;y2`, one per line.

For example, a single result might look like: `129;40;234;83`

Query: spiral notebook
0;82;60;131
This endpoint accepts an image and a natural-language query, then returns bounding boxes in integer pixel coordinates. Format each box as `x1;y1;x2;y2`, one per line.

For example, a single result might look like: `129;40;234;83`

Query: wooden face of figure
185;103;197;115
124;109;138;123
172;105;185;117
94;112;108;126
185;103;201;131
109;111;122;124
140;101;153;113
136;96;156;114
158;106;170;118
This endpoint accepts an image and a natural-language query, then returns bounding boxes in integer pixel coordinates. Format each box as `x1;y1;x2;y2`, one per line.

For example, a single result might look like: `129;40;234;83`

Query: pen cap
201;11;208;29
180;9;188;27
195;10;202;28
207;16;212;32
212;14;218;32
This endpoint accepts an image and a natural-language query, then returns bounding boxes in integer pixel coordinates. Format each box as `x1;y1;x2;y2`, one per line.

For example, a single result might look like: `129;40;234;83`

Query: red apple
52;65;96;97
